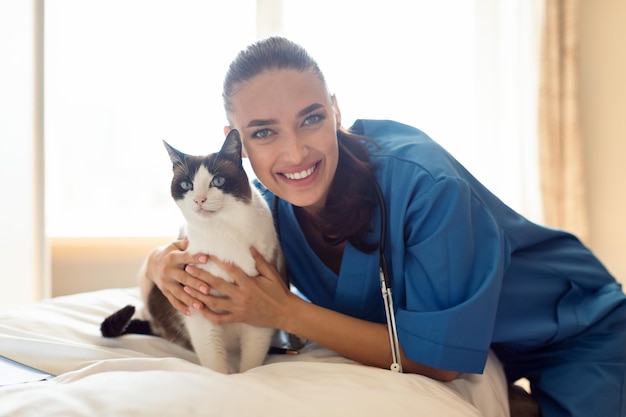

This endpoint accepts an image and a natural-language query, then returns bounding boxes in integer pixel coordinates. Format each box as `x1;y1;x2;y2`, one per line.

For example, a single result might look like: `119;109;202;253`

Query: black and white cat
101;129;284;374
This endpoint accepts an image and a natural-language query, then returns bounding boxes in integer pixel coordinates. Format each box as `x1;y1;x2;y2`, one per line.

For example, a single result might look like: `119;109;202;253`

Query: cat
101;129;284;374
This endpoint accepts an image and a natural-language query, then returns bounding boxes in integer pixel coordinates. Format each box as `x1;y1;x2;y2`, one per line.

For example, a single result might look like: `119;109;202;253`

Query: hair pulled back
223;37;326;116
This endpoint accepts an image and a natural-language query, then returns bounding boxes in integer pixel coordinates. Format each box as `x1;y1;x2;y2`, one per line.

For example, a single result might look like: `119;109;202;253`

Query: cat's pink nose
195;196;207;205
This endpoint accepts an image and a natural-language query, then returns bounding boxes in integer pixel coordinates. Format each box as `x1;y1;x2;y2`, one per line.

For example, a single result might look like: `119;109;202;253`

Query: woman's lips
279;161;320;181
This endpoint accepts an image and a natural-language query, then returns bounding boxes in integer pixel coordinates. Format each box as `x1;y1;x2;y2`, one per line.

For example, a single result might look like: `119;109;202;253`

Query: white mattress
0;288;510;417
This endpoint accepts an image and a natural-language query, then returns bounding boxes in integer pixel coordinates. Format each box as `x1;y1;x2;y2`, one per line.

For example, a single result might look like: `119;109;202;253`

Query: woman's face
227;69;341;212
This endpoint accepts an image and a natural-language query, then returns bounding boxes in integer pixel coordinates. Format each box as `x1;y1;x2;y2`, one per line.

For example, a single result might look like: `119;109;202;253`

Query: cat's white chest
185;224;258;279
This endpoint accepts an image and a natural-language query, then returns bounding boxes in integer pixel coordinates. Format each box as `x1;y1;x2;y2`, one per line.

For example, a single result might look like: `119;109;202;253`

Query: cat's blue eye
180;181;193;191
211;175;225;188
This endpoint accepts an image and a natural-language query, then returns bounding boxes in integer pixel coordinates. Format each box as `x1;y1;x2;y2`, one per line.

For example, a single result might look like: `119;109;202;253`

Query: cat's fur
101;129;284;374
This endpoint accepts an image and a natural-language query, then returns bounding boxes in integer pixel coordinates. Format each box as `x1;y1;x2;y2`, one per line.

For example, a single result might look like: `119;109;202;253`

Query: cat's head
163;129;251;223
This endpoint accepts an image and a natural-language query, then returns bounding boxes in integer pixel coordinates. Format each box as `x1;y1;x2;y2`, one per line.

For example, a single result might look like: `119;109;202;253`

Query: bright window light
45;0;541;237
45;0;257;237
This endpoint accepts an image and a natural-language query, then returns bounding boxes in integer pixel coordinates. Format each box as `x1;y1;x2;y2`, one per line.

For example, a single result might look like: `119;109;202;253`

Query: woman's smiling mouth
281;162;319;180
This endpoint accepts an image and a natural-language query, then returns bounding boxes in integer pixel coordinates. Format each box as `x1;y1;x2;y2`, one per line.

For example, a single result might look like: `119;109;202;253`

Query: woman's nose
281;131;308;163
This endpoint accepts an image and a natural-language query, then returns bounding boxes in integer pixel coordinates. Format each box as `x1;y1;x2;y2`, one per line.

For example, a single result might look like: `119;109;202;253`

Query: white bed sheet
0;288;510;417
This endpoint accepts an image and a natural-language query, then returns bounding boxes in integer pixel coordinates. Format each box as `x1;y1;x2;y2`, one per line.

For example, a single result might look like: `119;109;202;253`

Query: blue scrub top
256;119;625;374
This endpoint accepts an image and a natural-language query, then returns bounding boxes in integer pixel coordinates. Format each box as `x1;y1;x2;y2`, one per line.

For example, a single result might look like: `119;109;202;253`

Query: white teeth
283;165;315;180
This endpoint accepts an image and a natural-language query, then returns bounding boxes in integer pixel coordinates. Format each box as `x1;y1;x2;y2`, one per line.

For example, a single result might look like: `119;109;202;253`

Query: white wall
51;237;170;296
0;0;49;311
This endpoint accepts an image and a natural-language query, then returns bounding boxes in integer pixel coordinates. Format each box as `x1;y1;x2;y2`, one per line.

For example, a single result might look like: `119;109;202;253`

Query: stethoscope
273;180;403;373
373;181;403;372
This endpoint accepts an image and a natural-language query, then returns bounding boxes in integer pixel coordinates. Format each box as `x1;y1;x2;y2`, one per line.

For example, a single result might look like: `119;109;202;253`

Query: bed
0;287;512;417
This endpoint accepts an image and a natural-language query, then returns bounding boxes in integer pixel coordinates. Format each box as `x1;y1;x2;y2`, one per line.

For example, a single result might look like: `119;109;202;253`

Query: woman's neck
294;206;345;274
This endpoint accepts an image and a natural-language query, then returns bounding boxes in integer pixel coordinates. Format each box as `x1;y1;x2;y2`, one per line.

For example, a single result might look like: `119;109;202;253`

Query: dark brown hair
223;37;326;117
223;37;378;252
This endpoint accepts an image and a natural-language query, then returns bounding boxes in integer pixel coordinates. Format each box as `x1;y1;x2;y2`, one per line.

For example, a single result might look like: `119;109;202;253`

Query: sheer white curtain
44;0;544;239
474;0;544;221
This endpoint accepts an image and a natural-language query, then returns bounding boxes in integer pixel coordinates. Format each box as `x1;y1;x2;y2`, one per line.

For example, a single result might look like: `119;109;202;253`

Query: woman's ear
331;94;342;129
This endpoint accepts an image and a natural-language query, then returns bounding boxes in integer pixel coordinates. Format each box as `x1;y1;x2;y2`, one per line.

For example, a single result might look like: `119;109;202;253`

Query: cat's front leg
238;325;274;373
185;314;229;374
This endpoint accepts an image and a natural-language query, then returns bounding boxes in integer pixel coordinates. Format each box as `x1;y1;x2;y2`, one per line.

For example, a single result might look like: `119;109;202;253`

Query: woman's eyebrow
246;118;277;128
245;103;325;128
297;103;324;117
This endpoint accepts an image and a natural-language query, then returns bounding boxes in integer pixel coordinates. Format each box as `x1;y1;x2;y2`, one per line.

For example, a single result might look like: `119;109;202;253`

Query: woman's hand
182;248;293;329
141;237;209;316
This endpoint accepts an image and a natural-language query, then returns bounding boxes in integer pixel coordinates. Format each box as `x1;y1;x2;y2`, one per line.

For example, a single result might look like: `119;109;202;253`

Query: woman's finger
183;285;237;324
250;247;280;281
166;249;208;269
158;269;200;315
183;265;212;295
170;266;206;293
171;236;189;251
164;289;193;316
185;264;238;295
182;285;216;311
204;256;252;287
183;263;247;318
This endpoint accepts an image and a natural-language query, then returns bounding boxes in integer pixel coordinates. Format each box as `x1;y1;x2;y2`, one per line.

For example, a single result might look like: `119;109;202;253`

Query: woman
141;37;626;417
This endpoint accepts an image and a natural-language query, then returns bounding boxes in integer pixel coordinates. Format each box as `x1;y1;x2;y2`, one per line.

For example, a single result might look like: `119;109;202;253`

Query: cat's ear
163;140;186;167
219;129;243;164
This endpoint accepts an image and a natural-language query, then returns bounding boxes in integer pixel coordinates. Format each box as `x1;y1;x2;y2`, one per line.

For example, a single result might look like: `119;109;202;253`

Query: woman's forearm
281;295;460;381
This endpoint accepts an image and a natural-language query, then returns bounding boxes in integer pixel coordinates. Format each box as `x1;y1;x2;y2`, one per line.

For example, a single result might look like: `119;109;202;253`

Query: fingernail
199;285;209;295
192;302;202;310
184;309;192;316
185;265;194;273
197;255;208;264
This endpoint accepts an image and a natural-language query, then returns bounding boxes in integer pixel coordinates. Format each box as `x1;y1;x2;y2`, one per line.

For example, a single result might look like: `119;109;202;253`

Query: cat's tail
100;305;153;338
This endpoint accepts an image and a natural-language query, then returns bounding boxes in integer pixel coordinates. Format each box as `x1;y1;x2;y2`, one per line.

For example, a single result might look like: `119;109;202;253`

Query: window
45;0;542;237
45;0;256;236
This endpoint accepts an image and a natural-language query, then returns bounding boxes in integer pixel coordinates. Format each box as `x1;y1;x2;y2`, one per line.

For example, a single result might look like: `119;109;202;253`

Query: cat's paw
100;304;136;337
